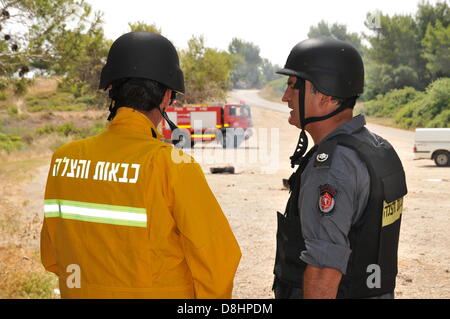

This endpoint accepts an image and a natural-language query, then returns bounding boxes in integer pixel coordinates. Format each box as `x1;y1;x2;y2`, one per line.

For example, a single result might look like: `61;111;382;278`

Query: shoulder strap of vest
331;132;407;210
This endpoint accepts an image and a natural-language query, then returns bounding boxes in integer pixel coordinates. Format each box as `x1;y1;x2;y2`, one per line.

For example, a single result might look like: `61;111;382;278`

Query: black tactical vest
274;132;407;298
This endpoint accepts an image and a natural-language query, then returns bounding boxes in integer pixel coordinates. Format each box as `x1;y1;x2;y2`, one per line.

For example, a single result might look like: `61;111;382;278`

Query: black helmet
99;31;184;93
277;37;364;98
278;38;364;167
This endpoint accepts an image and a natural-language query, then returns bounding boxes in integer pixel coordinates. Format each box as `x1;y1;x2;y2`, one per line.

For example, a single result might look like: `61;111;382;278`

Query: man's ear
319;94;335;109
160;89;172;111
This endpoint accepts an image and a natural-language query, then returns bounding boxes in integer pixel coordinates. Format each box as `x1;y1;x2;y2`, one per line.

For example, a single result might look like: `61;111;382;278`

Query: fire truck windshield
229;105;251;118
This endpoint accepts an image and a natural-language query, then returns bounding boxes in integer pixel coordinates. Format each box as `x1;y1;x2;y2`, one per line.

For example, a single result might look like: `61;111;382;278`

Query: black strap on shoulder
314;139;338;168
288;145;318;193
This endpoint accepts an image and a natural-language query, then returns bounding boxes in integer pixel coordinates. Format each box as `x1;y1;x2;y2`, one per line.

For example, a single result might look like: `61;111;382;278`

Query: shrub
363;87;422;117
57;123;81;136
35;125;56;135
420;78;450;119
7;106;18;116
26;91;87;112
35;122;105;139
18;271;58;299
428;109;450;128
0;133;25;153
364;78;450;128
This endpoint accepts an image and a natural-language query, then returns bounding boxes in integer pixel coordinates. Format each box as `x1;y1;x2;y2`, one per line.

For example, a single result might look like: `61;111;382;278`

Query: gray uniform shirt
299;114;371;274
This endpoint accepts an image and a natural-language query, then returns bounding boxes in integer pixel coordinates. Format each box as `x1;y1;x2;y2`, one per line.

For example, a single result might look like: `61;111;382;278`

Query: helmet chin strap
158;100;187;146
158;107;178;131
289;77;357;168
290;78;308;168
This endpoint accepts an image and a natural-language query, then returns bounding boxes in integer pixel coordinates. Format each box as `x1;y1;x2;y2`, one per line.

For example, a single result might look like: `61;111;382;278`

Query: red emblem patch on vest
319;185;337;214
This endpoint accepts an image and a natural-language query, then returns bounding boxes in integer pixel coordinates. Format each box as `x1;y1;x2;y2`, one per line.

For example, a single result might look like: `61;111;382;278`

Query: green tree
363;12;426;99
260;58;282;83
422;21;450;78
54;25;111;101
228;38;263;89
128;21;161;34
0;0;106;101
308;20;364;54
415;0;450;40
180;36;232;103
362;1;449;99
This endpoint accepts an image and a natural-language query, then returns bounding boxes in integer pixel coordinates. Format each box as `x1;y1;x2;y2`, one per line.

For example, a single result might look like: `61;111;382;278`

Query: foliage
7;105;17;115
54;27;111;101
0;132;24;153
228;38;262;89
308;20;364;54
35;121;105;138
18;271;58;299
428;109;450;128
0;0;110;109
362;1;450;99
260;58;282;84
25;91;87;112
422;21;450;78
180;36;233;103
259;77;286;102
228;38;281;89
361;78;450;129
128;21;161;34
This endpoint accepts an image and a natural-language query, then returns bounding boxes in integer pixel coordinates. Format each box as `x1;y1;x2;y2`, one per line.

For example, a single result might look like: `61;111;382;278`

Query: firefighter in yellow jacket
40;31;241;299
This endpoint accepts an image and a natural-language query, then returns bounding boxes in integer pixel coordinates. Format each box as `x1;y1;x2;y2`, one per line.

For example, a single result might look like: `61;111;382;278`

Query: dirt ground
1;90;449;298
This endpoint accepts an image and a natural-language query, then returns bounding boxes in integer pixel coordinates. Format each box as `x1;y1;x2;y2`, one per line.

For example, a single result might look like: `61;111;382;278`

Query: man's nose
282;89;290;102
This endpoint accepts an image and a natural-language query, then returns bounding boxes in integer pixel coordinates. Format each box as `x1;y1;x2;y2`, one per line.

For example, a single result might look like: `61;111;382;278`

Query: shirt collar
323;114;366;141
107;107;163;138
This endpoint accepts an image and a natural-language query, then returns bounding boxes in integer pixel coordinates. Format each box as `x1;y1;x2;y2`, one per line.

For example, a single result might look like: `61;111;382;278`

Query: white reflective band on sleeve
44;199;147;228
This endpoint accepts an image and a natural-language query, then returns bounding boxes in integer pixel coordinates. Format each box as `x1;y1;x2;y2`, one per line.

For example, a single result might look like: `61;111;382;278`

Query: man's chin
288;116;301;129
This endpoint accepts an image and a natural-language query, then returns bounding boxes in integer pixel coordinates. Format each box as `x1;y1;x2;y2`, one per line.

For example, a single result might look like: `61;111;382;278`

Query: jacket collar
108;107;163;138
324;114;366;141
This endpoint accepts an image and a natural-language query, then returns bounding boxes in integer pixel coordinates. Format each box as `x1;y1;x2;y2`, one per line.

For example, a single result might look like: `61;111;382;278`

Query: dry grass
0;156;59;299
27;78;59;96
0;247;58;299
0;77;109;298
258;87;282;103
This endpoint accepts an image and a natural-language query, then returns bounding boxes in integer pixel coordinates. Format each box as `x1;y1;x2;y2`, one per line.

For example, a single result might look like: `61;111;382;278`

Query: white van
414;128;450;166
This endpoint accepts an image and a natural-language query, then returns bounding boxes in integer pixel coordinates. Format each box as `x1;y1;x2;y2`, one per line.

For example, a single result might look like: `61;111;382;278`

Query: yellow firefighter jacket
41;107;241;299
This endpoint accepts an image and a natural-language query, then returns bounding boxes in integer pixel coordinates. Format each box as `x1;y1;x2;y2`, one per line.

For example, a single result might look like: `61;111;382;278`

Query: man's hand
303;264;342;299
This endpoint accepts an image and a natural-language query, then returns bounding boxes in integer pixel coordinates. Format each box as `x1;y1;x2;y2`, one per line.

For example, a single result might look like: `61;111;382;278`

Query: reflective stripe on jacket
41;107;241;299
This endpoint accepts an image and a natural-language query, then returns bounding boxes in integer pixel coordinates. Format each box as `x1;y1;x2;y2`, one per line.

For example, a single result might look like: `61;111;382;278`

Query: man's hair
310;84;348;108
110;78;167;112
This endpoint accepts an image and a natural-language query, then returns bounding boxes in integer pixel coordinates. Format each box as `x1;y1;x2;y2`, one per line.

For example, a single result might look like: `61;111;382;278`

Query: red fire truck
161;101;253;148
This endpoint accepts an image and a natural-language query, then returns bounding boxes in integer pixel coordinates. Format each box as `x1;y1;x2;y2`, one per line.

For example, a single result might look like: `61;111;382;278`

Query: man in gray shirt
273;38;406;299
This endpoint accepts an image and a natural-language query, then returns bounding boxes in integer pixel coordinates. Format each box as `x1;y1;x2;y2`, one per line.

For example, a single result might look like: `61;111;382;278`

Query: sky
86;0;444;66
